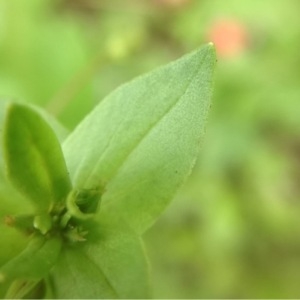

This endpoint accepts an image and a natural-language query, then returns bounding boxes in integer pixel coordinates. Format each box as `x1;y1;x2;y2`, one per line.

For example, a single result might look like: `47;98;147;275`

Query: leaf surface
63;44;216;233
0;100;68;174
51;215;150;299
3;103;71;213
0;235;61;284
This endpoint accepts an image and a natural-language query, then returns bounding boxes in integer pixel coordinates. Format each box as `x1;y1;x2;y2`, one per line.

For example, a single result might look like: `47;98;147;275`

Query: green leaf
50;247;117;299
50;215;150;299
31;105;69;144
3;103;71;213
0;235;62;284
0;100;68;175
0;225;29;267
63;44;216;233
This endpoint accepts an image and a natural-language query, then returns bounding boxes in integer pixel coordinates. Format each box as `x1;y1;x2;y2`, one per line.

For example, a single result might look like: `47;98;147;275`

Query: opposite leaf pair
0;44;216;298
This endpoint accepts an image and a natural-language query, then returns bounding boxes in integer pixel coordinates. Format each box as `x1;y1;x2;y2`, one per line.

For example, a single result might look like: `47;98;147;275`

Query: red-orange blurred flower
208;19;249;58
153;0;191;9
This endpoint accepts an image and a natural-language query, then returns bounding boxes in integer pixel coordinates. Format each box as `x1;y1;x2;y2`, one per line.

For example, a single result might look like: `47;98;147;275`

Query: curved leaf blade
63;44;216;233
0;235;62;284
0;100;68;175
3;103;71;212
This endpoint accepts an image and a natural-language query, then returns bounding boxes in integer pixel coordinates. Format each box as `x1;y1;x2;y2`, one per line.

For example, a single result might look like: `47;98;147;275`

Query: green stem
5;279;40;299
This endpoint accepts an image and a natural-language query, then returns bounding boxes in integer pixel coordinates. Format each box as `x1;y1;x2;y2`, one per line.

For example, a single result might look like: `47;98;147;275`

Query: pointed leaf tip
63;44;216;233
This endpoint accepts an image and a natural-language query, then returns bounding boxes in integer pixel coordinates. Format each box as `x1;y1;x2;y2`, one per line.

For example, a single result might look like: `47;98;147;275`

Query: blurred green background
1;0;300;298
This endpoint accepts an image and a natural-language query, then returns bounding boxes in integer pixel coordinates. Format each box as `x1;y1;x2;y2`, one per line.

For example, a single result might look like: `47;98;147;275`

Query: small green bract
0;44;216;299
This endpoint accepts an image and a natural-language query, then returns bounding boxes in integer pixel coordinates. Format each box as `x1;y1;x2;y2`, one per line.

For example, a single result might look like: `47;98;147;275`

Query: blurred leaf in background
1;0;300;298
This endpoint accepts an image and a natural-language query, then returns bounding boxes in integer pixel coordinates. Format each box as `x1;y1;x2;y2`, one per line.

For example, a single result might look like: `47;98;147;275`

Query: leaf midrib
83;50;209;189
80;250;119;298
